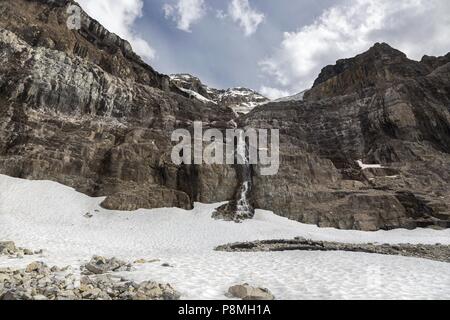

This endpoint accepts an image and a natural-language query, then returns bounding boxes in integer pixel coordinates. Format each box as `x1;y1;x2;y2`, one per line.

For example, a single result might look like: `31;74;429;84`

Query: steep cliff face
305;43;433;101
0;0;175;91
243;43;450;230
0;0;237;210
0;0;449;231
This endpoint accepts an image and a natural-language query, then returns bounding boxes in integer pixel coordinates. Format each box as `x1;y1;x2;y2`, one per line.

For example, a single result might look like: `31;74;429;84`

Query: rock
23;249;34;256
216;239;450;263
100;185;193;211
81;288;102;299
1;262;179;301
0;274;11;283
0;241;16;254
0;241;38;257
134;282;181;300
1;290;21;300
161;263;173;268
83;256;131;275
50;266;60;273
134;259;147;264
147;259;161;264
228;284;274;300
212;200;255;223
25;262;48;274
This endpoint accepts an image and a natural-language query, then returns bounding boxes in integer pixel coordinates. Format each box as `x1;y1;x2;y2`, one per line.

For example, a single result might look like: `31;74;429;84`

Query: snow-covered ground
0;174;449;300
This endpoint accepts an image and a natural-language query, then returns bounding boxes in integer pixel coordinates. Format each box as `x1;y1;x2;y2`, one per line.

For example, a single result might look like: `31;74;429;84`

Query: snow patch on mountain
170;74;269;114
357;160;385;170
179;87;217;104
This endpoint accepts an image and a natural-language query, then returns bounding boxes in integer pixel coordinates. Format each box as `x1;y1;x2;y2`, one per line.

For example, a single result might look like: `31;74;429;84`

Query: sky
77;0;450;99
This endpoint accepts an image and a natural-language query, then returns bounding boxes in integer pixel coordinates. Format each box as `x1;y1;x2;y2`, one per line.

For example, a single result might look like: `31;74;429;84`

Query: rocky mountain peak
368;42;407;57
170;73;269;115
420;52;450;71
305;42;431;101
312;43;408;86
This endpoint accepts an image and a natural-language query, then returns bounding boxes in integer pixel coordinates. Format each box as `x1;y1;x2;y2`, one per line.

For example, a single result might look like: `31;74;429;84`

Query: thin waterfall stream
212;121;255;221
235;129;254;219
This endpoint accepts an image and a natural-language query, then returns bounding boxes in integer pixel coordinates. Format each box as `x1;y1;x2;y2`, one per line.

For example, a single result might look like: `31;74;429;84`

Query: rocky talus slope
0;0;449;231
0;256;181;300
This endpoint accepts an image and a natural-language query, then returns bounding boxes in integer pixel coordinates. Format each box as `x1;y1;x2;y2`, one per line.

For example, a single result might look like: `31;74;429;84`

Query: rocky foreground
0;241;43;258
1;241;276;300
0;264;181;301
216;238;450;263
0;246;181;301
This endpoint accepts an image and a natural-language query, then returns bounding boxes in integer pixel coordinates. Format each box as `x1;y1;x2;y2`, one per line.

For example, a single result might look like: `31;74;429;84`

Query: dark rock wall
0;0;449;231
243;43;450;230
0;0;237;210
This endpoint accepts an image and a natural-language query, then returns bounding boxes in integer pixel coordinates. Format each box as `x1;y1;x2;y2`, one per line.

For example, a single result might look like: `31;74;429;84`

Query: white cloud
260;0;450;94
216;10;228;20
77;0;155;61
163;0;206;32
259;86;290;100
228;0;265;36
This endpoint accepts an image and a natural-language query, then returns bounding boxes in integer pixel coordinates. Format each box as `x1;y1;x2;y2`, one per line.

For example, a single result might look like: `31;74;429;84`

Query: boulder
134;281;181;300
25;262;49;274
1;291;21;300
228;284;275;300
83;256;132;275
0;241;16;254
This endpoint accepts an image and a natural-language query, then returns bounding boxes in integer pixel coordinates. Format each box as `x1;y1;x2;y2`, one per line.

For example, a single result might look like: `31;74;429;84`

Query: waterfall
235;130;254;218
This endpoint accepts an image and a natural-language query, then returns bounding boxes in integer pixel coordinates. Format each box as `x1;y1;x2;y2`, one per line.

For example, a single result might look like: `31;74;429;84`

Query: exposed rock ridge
0;0;175;91
170;73;269;114
216;238;450;263
305;42;449;101
243;43;450;231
